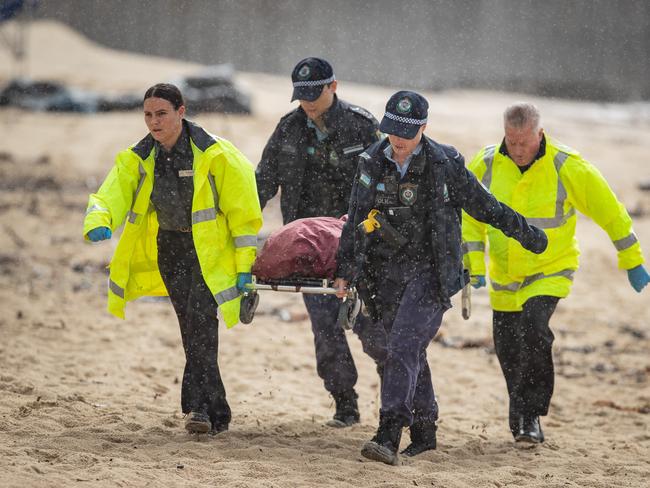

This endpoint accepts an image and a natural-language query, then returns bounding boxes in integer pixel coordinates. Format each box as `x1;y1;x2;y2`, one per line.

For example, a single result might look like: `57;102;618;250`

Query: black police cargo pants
157;230;231;428
302;294;358;395
355;265;445;425
493;295;560;419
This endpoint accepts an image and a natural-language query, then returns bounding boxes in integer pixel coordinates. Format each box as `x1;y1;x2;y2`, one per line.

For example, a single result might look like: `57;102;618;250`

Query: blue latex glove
471;275;486;289
236;272;253;292
627;264;650;293
87;227;112;242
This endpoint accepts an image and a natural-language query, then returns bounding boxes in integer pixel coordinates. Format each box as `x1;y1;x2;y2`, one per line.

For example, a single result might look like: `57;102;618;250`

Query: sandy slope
0;20;649;488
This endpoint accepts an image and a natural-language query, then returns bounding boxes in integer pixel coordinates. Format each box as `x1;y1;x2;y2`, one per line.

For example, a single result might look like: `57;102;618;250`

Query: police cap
290;57;336;102
379;91;428;139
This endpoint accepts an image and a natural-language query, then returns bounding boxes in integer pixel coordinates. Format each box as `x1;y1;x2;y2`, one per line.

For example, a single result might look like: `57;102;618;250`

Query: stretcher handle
461;283;471;320
246;283;352;296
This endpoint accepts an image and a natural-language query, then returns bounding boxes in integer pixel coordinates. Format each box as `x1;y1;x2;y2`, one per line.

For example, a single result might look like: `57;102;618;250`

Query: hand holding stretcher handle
334;278;349;299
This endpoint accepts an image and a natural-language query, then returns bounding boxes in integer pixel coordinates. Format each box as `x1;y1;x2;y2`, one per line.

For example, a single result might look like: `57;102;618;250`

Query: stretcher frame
242;275;360;329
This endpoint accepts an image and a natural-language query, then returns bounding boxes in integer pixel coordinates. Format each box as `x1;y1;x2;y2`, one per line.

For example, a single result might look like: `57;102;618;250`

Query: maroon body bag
252;216;345;280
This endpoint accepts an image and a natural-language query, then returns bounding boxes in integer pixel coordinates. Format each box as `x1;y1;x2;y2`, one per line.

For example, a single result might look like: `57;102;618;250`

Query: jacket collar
131;119;217;161
298;95;344;131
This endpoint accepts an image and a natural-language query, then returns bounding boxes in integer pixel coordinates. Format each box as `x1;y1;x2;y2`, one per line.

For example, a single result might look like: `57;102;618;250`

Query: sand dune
0;20;649;487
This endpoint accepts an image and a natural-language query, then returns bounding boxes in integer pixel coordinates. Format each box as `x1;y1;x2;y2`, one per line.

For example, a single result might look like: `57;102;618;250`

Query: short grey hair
503;102;541;130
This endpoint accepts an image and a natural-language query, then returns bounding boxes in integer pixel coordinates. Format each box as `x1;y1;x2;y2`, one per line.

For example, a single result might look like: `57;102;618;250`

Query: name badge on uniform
399;183;418;205
178;170;194;177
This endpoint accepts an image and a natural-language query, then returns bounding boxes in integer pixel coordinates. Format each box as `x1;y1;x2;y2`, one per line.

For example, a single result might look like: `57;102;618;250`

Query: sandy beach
0;21;649;487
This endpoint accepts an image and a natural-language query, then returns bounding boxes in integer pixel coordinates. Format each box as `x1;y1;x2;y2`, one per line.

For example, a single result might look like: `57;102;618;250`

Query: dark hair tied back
143;83;185;110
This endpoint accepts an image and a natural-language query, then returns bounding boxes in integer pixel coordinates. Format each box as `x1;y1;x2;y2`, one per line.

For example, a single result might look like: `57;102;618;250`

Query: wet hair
143;83;185;110
504;102;541;130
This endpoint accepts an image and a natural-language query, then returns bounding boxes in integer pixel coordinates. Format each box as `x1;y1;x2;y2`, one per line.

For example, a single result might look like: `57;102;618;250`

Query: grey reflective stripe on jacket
207;173;220;214
192;208;217;224
214;286;239;305
190;173;221;225
234;235;257;248
86;204;109;215
613;232;638;251
109;279;125;299
462;241;485;254
127;163;147;225
491;268;575;292
525;151;575;229
480;145;497;188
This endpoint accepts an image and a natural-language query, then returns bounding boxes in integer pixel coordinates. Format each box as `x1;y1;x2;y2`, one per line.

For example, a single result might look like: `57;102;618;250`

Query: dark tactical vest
367;150;433;265
298;126;353;219
256;97;379;224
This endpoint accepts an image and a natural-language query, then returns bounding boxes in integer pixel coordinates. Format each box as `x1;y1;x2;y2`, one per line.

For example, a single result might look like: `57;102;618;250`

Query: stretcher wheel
337;291;360;330
240;291;259;324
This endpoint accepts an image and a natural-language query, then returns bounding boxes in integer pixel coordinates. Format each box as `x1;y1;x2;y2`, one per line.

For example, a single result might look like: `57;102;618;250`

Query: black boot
509;410;519;438
209;421;229;436
361;413;404;466
514;415;544;444
401;419;437;457
326;389;360;428
184;410;211;434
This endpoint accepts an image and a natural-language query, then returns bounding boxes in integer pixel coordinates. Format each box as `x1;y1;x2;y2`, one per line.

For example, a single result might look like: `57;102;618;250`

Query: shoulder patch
359;171;372;188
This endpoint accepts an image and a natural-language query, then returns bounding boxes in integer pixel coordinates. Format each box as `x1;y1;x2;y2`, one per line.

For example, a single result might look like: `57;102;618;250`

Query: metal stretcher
241;275;360;329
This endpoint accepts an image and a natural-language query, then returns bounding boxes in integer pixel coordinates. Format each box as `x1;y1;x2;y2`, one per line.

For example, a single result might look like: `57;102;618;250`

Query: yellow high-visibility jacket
462;136;644;311
83;121;262;327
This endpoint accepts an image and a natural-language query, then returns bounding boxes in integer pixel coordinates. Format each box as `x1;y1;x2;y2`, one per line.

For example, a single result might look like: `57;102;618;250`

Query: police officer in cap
256;57;380;427
335;91;548;465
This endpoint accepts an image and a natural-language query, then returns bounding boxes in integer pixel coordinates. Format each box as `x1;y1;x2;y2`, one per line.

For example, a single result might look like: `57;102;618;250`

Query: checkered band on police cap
382;111;428;126
292;74;336;88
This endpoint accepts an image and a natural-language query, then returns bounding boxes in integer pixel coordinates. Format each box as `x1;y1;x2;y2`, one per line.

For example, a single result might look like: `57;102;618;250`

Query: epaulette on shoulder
440;143;462;161
346;104;378;124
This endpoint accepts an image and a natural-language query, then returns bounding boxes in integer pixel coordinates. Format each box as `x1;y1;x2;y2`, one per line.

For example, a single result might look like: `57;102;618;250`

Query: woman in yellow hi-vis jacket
83;83;262;435
462;102;648;445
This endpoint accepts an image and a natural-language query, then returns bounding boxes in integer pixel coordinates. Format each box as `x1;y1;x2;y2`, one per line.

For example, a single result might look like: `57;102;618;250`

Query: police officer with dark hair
334;91;548;465
85;83;262;436
256;57;380;427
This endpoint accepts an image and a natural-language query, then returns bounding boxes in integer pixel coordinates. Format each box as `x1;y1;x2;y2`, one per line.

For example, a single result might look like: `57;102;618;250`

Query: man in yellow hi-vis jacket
462;102;649;445
83;84;262;435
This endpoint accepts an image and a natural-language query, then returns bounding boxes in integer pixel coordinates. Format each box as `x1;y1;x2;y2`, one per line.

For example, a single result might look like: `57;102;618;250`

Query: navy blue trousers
302;294;358;395
355;266;446;425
